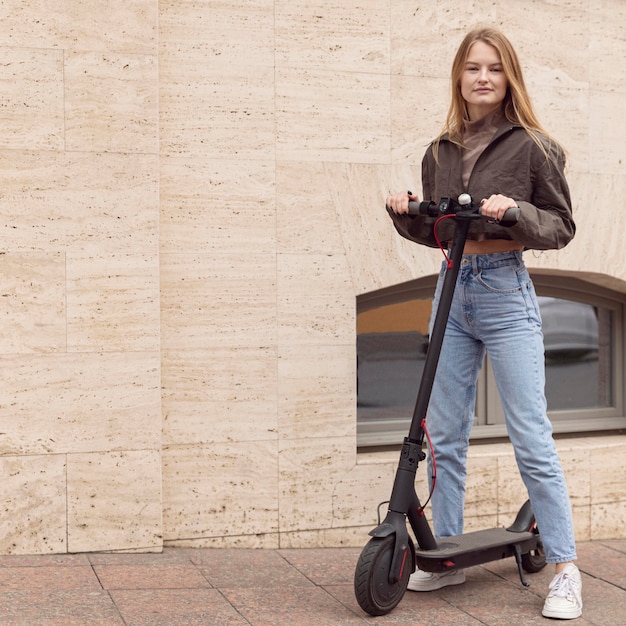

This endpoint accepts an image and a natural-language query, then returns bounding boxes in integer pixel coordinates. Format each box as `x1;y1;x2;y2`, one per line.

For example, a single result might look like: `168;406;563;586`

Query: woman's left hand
480;194;518;222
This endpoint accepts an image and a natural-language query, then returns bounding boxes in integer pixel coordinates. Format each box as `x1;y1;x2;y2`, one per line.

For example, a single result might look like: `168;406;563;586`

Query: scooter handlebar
407;199;520;226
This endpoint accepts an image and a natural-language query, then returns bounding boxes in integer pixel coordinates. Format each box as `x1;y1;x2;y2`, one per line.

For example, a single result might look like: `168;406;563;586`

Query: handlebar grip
477;205;520;226
498;206;520;227
407;201;437;216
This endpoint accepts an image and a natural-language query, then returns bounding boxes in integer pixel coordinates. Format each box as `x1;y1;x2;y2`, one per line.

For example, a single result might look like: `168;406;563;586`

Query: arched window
356;273;625;448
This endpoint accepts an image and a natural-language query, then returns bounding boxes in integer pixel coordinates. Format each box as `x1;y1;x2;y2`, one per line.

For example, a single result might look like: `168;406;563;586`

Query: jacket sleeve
507;140;575;250
385;150;439;249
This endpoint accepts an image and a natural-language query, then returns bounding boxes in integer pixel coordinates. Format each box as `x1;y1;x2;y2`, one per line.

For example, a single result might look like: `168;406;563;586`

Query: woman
386;27;582;620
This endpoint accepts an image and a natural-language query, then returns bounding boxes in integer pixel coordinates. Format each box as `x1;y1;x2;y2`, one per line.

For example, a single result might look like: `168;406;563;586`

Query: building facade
0;0;624;555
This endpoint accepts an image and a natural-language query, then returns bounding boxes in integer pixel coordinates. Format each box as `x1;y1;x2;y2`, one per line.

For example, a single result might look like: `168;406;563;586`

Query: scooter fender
368;522;396;538
368;516;416;583
507;499;535;533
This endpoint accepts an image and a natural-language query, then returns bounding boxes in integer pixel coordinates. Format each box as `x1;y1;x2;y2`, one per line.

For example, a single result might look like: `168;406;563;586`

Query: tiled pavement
0;539;623;625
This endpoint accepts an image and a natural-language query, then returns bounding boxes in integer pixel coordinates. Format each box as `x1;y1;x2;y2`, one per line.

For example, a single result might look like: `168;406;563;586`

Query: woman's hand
386;191;420;214
480;194;518;221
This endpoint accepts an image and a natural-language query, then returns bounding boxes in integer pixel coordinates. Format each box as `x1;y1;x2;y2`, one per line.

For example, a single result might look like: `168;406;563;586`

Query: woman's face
460;41;508;120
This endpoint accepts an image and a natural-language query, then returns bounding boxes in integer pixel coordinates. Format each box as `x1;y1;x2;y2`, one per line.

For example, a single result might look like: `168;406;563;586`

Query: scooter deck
414;527;538;572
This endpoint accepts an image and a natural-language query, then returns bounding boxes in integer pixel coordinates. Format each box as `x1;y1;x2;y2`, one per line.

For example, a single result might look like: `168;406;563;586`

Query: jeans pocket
476;265;522;294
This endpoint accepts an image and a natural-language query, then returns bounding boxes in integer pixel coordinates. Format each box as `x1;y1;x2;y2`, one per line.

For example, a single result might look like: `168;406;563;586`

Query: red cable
418;417;436;512
434;214;456;269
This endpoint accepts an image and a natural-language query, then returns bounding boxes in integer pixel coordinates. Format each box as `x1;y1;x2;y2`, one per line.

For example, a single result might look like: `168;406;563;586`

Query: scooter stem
407;217;471;442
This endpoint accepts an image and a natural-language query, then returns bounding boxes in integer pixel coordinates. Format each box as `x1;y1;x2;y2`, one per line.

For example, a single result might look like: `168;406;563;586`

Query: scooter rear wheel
521;525;546;573
354;535;413;616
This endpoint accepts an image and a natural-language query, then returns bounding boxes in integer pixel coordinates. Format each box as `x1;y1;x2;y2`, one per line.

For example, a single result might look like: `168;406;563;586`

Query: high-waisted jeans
426;250;576;564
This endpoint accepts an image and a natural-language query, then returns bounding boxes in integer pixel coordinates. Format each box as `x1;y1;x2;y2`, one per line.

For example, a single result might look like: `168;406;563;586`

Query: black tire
521;524;547;573
354;535;413;616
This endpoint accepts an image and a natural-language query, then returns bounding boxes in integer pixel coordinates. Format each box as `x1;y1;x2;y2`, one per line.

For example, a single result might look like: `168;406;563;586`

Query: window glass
356;285;622;448
540;297;612;411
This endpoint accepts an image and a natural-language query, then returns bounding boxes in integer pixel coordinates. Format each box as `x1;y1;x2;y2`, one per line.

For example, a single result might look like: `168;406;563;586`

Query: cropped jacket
388;120;575;250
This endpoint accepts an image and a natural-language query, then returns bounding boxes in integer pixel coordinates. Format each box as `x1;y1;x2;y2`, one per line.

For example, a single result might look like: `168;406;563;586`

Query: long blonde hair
434;27;565;162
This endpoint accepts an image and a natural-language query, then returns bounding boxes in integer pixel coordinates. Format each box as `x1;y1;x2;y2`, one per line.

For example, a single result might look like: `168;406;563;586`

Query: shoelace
549;570;579;598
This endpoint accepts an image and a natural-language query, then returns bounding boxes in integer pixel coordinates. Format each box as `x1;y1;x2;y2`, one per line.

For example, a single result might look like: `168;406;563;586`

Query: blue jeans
426;250;577;564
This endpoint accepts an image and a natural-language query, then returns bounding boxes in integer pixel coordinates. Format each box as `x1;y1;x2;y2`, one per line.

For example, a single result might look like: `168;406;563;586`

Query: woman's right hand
386;191;419;214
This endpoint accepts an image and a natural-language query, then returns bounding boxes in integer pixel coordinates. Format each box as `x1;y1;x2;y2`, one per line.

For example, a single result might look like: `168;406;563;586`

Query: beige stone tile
0;151;158;255
524;73;589;173
0;252;65;353
275;67;390;164
391;74;449;164
590;3;626;93
162;441;279;540
160;252;276;350
66;254;160;353
463;514;499;534
321;162;442;295
591;500;626;541
589;89;626;175
159;3;276;160
159;57;274;160
274;160;436;299
330;458;397;529
64;51;158;154
67;450;162;553
278;343;355;441
275;0;389;73
277;251;353;299
558;445;591;509
465;454;499;520
278;526;375;549
390;0;497;76
572;504;591;542
0;454;66;555
0;1;156;53
277;253;354;347
165;533;279;549
496;0;589;84
159;0;274;68
0;352;161;456
278;437;355;532
277;293;354;347
0;48;63;151
547;172;626;281
160;157;276;255
276;162;345;255
161;347;278;446
590;441;626;504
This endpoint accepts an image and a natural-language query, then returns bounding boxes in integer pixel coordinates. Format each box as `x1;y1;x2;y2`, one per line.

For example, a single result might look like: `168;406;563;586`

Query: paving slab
0;541;622;624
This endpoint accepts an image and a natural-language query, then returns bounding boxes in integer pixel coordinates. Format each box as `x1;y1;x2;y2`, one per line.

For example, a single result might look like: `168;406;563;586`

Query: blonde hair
434;27;565;162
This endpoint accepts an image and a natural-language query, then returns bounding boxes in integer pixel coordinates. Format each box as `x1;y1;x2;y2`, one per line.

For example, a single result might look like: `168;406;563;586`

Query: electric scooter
354;194;546;616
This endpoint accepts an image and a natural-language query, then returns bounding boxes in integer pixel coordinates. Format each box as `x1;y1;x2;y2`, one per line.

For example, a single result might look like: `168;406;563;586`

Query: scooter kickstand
513;544;530;587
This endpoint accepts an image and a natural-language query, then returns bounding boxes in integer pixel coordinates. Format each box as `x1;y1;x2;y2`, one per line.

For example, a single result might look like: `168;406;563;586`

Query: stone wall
0;0;624;554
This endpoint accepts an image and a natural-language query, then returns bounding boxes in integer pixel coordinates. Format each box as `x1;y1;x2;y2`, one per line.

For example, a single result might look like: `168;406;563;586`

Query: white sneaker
407;568;465;592
542;563;583;619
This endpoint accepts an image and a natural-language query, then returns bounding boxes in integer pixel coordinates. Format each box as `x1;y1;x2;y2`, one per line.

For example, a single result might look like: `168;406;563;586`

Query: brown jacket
388;121;575;250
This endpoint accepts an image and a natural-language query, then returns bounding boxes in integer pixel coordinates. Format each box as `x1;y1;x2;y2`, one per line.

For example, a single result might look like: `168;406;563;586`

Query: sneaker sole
542;606;583;620
407;572;466;592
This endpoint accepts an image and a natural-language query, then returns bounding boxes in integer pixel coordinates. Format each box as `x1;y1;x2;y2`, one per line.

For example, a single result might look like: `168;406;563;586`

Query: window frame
356;272;626;448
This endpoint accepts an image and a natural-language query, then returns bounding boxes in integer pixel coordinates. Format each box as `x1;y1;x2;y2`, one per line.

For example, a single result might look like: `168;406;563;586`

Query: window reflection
356;294;615;446
540;297;611;410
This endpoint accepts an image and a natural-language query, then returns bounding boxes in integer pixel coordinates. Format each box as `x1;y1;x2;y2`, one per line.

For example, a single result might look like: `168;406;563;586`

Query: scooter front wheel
354;535;413;616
